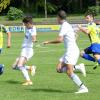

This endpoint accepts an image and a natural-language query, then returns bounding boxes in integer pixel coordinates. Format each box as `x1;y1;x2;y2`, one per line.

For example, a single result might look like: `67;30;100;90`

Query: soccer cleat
79;63;86;77
93;63;99;70
75;87;88;94
30;65;36;76
22;81;33;86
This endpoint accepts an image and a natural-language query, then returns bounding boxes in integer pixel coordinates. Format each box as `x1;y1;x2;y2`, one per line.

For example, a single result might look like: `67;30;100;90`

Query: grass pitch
0;32;100;100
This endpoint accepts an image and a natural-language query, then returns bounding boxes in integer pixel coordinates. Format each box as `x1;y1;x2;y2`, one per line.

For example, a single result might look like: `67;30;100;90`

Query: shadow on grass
75;71;95;75
85;64;93;66
5;80;21;84
25;88;74;93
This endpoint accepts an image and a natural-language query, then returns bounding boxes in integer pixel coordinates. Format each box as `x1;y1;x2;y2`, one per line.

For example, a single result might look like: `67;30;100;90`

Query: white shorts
59;47;79;65
20;47;33;60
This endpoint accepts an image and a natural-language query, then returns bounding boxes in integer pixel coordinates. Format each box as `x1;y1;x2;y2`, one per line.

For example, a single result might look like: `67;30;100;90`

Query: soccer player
12;16;36;85
78;13;100;69
0;24;11;53
43;10;88;93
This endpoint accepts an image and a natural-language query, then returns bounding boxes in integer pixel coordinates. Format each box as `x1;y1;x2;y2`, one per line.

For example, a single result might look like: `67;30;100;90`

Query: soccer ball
0;64;4;75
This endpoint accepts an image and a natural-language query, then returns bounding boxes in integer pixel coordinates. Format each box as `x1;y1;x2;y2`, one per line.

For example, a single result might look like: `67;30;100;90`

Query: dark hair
85;11;94;18
23;16;33;24
57;10;67;20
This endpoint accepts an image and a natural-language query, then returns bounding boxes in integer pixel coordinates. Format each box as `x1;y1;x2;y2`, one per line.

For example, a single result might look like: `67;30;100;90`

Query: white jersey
22;26;36;48
59;21;78;51
59;21;79;65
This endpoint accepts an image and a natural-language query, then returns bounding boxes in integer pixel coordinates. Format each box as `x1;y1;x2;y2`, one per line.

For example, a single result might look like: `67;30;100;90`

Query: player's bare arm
43;36;63;45
78;24;90;34
32;35;37;42
7;31;11;48
95;21;100;25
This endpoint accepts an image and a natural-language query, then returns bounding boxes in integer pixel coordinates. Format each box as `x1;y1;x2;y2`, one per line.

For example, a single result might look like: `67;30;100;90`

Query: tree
1;0;97;15
96;0;100;13
0;0;11;12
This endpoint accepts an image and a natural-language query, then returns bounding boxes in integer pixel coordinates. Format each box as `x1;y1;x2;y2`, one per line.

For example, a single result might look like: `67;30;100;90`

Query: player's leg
90;43;100;69
57;58;88;93
12;57;36;75
56;60;65;73
81;46;95;62
18;48;34;85
93;54;100;69
24;48;36;76
25;65;36;76
12;57;20;70
57;55;72;73
17;56;32;85
94;54;100;64
92;44;100;64
74;63;86;77
57;56;86;76
64;47;88;93
66;64;88;93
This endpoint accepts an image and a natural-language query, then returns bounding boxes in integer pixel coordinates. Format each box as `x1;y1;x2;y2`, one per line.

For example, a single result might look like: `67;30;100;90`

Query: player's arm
6;31;11;48
32;35;37;42
95;21;100;25
2;25;11;48
78;24;90;34
31;26;37;43
43;36;63;45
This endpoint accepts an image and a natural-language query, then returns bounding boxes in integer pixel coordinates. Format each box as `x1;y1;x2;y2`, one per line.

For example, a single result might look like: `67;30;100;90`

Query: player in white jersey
43;10;88;93
12;17;36;85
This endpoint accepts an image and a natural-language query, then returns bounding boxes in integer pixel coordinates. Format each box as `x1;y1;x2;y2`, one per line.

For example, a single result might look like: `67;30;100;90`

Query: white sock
81;84;87;89
71;73;83;87
19;66;30;81
25;65;30;70
74;65;81;70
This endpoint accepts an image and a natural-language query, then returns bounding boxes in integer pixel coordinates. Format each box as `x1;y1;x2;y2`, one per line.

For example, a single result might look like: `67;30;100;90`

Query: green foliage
0;0;10;12
46;2;57;13
7;7;24;20
88;6;100;16
35;0;57;13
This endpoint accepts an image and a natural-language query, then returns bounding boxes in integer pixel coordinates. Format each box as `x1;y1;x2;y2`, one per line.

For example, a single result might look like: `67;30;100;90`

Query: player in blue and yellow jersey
78;12;100;69
0;24;11;53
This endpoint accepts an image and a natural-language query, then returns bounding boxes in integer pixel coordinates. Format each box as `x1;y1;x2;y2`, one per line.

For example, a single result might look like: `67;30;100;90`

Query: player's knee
80;51;85;57
56;68;62;73
94;54;100;60
17;57;26;67
67;71;72;77
66;69;73;77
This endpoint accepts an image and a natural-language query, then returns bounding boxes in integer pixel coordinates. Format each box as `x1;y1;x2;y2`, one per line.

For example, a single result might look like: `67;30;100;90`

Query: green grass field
0;31;100;100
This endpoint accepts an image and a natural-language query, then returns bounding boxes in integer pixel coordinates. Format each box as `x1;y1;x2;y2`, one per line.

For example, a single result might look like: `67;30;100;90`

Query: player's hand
43;41;49;45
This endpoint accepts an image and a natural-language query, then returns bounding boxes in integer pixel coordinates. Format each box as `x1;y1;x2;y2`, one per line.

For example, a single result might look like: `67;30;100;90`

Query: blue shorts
84;43;100;54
